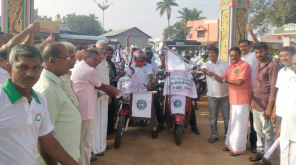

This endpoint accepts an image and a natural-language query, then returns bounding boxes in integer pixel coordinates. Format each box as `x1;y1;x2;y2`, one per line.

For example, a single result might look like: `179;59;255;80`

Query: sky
0;0;220;38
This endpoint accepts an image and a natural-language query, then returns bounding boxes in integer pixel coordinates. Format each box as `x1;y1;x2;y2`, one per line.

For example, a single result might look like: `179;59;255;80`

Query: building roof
103;27;152;38
60;34;107;41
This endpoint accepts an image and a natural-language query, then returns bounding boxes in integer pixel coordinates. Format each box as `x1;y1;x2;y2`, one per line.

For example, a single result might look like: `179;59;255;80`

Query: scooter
114;92;157;149
156;67;167;105
192;71;206;101
165;96;192;145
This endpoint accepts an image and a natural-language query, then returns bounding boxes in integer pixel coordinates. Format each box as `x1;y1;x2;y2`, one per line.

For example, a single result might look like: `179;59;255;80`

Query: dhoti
92;99;109;154
225;104;249;154
281;139;296;165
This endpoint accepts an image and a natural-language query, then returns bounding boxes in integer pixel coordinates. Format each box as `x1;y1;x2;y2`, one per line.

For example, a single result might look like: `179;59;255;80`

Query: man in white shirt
93;40;112;156
0;44;78;165
201;47;230;143
239;26;259;153
272;47;295;132
0;49;10;84
275;54;296;165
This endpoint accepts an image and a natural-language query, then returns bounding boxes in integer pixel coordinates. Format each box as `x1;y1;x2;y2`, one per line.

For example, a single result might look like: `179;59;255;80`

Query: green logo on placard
174;100;182;108
35;114;41;122
137;100;147;110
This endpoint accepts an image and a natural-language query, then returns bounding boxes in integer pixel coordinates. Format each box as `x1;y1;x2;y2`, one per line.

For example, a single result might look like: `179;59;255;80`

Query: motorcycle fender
174;115;185;125
120;109;129;116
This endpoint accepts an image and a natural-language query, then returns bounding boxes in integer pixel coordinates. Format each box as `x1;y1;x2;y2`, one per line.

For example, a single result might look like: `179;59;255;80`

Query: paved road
91;96;280;165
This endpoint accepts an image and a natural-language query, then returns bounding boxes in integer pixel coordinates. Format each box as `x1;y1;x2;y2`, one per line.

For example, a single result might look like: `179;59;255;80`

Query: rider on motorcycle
125;49;158;138
196;50;209;68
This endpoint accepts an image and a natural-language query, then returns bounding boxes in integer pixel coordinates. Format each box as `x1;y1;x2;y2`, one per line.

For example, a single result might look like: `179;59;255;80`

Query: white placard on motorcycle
170;96;186;115
164;74;198;99
132;93;152;118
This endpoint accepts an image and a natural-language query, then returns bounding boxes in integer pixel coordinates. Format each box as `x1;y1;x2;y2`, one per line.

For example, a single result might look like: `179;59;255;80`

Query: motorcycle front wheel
175;125;184;145
114;115;126;149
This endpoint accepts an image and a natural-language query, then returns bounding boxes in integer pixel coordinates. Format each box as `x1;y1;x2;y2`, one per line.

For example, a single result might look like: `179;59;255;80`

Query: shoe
191;127;201;135
94;152;104;156
151;130;158;139
157;124;164;132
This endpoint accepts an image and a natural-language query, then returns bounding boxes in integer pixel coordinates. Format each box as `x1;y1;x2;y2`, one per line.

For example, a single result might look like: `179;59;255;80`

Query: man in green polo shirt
0;44;78;165
33;42;82;164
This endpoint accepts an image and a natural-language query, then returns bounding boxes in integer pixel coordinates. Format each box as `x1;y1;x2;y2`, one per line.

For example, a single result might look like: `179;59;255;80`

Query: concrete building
186;19;220;46
103;27;152;49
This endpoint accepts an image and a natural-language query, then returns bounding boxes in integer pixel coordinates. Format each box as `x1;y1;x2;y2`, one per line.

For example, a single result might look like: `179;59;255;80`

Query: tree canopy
250;0;296;36
65;14;111;36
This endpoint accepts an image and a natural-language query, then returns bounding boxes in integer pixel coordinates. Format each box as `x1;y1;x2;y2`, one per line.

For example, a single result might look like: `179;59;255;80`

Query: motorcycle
114;92;157;149
192;69;206;101
155;66;167;105
165;96;192;145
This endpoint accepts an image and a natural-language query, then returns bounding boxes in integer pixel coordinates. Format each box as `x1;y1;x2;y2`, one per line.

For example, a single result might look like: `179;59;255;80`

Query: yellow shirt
33;69;82;163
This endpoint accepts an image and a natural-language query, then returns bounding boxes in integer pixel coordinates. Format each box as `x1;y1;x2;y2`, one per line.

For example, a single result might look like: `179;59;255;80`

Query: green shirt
33;69;82;163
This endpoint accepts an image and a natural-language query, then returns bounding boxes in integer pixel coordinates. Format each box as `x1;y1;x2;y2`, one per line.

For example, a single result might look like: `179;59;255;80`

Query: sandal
249;153;263;162
208;136;218;143
231;153;240;156
90;156;97;161
106;145;112;150
223;148;230;151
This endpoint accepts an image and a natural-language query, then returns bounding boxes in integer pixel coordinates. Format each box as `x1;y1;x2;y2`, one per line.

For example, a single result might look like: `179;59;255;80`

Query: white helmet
130;45;139;50
172;47;177;50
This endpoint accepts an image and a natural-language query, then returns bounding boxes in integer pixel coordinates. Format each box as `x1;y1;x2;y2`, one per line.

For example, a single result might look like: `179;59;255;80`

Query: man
106;46;117;134
34;43;82;164
0;44;78;165
196;51;209;68
144;47;163;132
249;42;278;165
275;54;296;165
201;47;230;143
0;48;10;84
71;49;120;165
214;47;252;156
239;25;259;153
60;42;79;108
172;47;177;53
93;40;112;156
271;47;295;132
180;51;201;135
126;49;158;138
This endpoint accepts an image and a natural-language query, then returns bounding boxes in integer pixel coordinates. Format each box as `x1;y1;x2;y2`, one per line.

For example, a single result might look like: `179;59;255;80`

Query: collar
284;66;293;71
42;69;63;85
2;79;41;104
0;67;8;74
208;59;220;65
135;63;147;67
232;59;243;67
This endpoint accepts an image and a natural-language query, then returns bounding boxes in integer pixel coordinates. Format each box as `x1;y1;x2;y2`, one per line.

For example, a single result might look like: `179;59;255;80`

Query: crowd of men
0;22;295;165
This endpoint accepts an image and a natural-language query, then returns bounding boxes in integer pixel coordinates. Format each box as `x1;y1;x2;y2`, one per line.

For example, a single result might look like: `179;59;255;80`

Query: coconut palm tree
156;0;179;40
190;8;206;20
178;7;206;34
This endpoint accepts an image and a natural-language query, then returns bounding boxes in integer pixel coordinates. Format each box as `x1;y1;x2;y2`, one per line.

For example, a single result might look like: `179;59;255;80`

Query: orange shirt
222;60;252;105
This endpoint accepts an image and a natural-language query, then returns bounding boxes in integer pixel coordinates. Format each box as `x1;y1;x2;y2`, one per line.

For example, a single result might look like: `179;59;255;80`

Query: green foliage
250;0;296;36
177;7;206;34
65;14;104;36
163;22;187;40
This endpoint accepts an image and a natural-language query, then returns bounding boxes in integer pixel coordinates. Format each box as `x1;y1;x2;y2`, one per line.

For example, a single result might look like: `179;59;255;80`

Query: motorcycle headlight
122;94;130;102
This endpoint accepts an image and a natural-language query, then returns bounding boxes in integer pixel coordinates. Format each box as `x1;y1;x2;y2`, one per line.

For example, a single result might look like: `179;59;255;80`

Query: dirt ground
91;95;280;165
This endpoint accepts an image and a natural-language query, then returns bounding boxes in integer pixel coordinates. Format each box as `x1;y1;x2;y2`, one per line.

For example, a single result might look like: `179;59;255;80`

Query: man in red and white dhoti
214;47;252;156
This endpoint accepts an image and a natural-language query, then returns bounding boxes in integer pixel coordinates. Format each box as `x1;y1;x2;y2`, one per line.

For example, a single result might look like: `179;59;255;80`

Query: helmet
172;47;177;50
133;50;146;67
201;50;208;57
144;47;153;55
130;45;139;52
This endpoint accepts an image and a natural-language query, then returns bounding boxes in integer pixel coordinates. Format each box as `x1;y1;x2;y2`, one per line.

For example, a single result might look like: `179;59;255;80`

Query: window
198;31;205;38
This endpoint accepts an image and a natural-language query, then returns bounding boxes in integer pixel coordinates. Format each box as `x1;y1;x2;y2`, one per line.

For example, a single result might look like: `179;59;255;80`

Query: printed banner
117;77;147;98
165;49;189;72
132;93;152;118
170;96;186;115
164;76;197;98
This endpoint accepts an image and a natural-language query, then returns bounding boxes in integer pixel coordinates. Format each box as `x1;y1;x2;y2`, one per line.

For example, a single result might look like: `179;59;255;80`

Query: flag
131;93;153;118
165;49;190;72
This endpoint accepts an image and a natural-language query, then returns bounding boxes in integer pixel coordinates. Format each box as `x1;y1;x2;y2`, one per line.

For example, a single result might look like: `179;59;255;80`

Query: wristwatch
222;79;226;83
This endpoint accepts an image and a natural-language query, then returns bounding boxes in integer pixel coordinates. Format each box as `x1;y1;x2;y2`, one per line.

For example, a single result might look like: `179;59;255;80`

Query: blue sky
1;0;220;38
